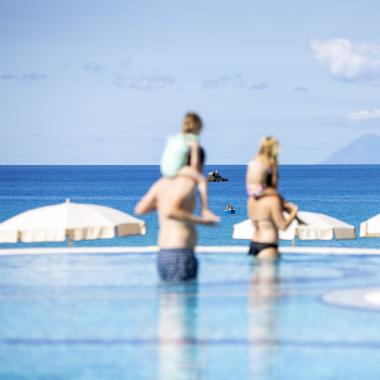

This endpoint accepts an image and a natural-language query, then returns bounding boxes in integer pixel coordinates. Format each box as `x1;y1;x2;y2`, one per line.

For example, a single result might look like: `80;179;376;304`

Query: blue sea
1;164;380;248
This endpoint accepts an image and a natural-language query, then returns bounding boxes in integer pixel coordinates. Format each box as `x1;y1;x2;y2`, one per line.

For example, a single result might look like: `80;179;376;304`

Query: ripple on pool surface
323;288;380;310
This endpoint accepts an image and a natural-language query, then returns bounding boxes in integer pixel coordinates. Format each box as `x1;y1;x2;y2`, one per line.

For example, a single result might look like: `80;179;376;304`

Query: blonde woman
246;137;298;259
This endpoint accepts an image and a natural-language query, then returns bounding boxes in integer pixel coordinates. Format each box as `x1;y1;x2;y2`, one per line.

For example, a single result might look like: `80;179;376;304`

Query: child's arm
197;175;220;222
197;175;209;212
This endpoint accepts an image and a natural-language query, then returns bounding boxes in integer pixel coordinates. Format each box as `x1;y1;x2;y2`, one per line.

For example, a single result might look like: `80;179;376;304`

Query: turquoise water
1;252;380;379
1;165;380;247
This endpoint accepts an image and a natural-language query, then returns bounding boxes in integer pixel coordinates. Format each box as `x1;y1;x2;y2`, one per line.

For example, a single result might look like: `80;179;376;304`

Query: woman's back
248;195;279;243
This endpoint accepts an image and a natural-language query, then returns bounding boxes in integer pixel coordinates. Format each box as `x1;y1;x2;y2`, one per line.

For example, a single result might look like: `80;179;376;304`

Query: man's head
187;146;206;172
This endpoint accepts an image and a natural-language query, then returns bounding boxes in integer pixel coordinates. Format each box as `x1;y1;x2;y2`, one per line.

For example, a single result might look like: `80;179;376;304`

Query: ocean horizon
2;164;380;166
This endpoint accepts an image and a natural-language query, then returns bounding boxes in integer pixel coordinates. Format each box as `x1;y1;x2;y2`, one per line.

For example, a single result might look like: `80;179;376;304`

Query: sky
1;0;380;164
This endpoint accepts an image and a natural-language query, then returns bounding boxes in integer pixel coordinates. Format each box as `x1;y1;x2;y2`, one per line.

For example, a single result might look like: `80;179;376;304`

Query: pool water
1;252;380;380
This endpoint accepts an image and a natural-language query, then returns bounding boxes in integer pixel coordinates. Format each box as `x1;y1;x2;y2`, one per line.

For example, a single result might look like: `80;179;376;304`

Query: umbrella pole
291;238;296;247
67;237;73;247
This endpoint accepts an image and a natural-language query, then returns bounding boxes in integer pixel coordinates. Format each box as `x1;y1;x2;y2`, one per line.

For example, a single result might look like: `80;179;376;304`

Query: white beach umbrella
233;211;356;242
0;199;146;244
360;214;380;237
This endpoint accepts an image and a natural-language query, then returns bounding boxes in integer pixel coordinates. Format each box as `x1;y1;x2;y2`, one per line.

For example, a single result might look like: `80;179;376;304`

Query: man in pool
135;147;218;282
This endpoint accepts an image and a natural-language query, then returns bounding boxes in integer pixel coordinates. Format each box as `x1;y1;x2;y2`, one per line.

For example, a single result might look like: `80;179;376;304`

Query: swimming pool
1;252;380;379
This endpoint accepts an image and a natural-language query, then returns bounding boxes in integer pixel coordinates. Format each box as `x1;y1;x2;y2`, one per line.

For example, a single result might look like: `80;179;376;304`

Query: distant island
320;134;380;164
208;170;228;182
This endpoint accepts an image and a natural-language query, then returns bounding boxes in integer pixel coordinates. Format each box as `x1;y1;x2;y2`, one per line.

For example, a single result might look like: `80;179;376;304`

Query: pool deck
1;245;380;256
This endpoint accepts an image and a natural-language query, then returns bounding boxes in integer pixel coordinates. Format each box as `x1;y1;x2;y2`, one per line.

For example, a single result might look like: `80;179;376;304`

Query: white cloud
113;73;174;91
349;108;380;121
310;38;380;81
83;62;105;72
293;86;309;92
202;74;271;90
23;72;48;81
202;74;246;89
249;81;269;90
0;73;18;80
0;72;47;81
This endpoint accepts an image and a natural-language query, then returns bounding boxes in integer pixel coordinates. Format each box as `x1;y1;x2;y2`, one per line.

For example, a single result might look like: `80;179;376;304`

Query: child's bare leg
177;166;220;223
198;177;220;222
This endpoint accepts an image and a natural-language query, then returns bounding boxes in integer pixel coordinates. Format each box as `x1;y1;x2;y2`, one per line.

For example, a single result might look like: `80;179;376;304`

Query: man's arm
134;181;160;215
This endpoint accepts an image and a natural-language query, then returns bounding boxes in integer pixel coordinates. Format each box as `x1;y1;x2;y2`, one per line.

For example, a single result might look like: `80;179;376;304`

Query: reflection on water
158;283;200;380
249;261;280;379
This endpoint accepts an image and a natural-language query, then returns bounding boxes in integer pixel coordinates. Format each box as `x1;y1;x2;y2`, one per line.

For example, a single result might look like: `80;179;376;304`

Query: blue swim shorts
157;248;198;282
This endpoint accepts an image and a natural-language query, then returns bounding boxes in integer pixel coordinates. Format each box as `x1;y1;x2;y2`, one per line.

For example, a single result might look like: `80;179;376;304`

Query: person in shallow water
247;138;298;260
135;147;218;281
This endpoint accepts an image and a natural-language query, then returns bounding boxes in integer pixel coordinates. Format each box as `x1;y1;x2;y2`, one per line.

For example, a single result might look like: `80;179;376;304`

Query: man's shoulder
156;175;196;191
177;166;202;181
174;174;197;187
155;177;172;188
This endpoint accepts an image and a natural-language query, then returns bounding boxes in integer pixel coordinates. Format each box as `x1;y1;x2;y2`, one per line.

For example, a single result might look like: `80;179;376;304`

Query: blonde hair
258;136;279;166
182;112;203;134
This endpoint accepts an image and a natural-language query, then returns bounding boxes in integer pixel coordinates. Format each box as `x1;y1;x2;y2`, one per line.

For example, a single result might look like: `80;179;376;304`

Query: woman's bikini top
250;193;283;227
251;218;275;229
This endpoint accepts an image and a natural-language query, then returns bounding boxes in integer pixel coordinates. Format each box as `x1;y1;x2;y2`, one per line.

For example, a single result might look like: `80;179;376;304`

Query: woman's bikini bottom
248;241;278;256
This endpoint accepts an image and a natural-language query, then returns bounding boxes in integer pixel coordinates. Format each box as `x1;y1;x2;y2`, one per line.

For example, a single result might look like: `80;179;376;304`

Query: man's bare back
135;174;215;249
154;176;197;249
